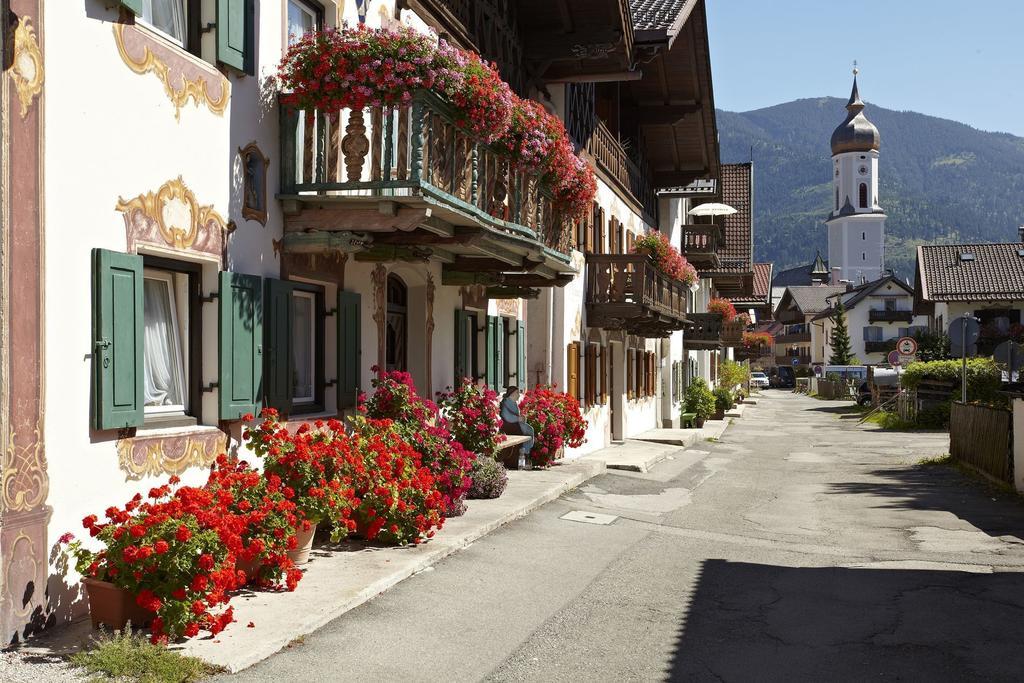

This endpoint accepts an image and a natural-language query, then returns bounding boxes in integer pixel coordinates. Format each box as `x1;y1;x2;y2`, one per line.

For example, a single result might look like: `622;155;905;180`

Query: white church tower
826;67;885;284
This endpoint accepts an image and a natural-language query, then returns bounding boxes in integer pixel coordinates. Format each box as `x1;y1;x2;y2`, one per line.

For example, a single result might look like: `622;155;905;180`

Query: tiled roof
917;243;1024;302
780;285;847;316
631;0;693;34
752;262;772;298
810;275;913;321
701;163;753;275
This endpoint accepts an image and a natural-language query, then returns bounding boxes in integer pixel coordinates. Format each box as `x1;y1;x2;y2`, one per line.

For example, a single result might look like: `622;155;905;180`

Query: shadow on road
668;559;1024;681
826;464;1024;540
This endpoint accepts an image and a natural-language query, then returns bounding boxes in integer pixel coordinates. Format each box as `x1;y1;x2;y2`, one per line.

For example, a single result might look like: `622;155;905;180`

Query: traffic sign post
887;350;902;366
895;337;918;357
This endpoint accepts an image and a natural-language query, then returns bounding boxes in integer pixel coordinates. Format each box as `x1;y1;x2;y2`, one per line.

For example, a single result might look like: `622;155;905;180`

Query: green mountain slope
717;98;1024;279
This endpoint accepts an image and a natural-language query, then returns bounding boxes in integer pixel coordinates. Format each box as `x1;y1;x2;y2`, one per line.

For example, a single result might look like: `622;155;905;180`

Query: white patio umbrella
688;202;737;217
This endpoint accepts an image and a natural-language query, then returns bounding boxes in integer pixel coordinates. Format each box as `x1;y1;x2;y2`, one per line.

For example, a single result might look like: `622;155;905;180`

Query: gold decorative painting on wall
239;142;270;226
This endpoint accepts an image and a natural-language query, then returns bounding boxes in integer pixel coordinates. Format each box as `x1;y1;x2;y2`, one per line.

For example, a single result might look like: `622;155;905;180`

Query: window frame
141;255;202;425
289;281;326;415
286;0;324;48
134;0;203;57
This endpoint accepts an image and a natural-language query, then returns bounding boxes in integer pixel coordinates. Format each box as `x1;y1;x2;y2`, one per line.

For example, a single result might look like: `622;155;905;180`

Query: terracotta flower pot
695;417;707;428
287;523;317;565
82;578;155;630
236;556;261;583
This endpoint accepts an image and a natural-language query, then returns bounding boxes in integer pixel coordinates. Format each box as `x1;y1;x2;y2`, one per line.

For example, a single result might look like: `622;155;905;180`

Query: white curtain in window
292;295;314;402
144;279;186;408
143;0;187;45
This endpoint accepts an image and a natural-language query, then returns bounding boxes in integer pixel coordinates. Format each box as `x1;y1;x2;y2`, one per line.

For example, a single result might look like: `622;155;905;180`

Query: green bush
684;379;716;421
718;360;749;391
901;358;1003;404
714;387;733;413
467;456;508;499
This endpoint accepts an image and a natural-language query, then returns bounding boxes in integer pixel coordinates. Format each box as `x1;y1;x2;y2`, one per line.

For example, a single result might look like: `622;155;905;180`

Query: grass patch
705;437;719;443
70;629;218;683
864;410;919;430
917;453;953;467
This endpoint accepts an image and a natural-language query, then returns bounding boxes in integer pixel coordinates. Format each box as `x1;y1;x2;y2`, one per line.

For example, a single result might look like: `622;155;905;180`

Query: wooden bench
496;435;532;468
680;412;697;429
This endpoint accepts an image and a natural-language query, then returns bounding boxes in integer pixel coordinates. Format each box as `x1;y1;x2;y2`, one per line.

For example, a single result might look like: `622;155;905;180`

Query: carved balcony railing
776;331;811;344
869;309;914;323
585;254;688;337
865;340;896;353
721;320;745;346
280;90;570;255
584;119;657;222
683;313;724;350
680;224;722;268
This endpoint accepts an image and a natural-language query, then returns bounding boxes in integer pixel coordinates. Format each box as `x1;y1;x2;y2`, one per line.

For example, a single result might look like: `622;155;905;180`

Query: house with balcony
811;275;928;365
774;285;846;369
914;239;1024;354
0;0;725;639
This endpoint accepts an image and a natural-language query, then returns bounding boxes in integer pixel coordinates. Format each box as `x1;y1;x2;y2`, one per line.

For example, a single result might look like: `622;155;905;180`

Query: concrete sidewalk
634;417;731;447
586;440;680;473
171;458;604;672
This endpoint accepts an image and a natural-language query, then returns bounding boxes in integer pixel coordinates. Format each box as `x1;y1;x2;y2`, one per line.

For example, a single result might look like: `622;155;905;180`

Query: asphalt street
225;392;1024;682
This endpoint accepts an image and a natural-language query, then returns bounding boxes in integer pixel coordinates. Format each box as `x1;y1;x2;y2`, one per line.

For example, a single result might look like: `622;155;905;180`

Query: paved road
227;392;1024;682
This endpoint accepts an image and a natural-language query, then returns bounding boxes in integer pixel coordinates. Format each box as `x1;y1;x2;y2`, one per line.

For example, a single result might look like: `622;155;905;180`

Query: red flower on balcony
708;297;737;322
632;232;698;286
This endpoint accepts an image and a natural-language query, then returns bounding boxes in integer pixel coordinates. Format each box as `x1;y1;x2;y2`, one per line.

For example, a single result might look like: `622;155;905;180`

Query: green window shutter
218;271;263;420
495;318;505;391
264;278;294;415
337;290;361;409
119;0;144;14
516;319;527;387
454;310;468;383
486;315;498;390
217;0;252;74
92;249;144;430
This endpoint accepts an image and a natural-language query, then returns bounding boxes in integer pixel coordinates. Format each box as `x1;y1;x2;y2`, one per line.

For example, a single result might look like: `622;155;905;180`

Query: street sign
791;358;799;366
895;336;918;357
947;316;980;358
887;350;902;366
993;341;1024;371
813;365;823;377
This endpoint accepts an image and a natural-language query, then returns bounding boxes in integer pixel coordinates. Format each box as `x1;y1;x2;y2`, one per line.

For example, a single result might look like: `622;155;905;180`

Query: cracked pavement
227;392;1024;682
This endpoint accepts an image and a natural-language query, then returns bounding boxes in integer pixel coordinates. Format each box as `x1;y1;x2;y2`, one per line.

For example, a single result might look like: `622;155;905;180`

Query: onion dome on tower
830;69;880;155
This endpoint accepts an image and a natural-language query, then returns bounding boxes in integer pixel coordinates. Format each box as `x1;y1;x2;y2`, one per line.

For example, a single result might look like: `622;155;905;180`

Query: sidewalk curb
177;459;606;672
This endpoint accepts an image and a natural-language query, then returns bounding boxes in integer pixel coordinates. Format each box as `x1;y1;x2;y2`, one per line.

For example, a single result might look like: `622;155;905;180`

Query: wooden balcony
865;340;895;353
721;320;745;347
584;119;657;222
680;224;721;268
683;313;723;350
869;309;914;323
776;331;811;344
585;254;688;337
279;91;576;290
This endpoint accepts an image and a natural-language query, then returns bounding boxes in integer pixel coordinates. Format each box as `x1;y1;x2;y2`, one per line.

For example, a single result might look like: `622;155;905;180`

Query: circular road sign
895;337;918;356
887;350;902;366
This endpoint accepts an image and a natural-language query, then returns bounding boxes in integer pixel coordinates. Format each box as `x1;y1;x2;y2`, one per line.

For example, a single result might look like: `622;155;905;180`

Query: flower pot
695;417;707;428
712;409;725;421
287;523;317;565
236;556;261;583
82;578;155;630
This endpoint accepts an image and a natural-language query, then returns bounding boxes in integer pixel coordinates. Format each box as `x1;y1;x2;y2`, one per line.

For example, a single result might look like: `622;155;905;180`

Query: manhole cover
560;510;618;525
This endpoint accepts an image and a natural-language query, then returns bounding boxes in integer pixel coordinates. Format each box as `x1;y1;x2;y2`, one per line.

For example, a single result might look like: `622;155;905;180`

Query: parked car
773;366;796;389
750;371;770;389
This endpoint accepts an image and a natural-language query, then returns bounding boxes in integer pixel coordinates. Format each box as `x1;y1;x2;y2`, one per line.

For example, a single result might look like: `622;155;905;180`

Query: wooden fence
949;402;1013;483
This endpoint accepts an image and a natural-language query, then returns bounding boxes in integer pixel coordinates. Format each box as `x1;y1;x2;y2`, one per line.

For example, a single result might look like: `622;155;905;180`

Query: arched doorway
386;274;407;372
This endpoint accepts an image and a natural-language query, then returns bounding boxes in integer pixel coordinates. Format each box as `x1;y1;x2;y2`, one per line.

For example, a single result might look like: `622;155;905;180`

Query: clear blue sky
706;0;1024;136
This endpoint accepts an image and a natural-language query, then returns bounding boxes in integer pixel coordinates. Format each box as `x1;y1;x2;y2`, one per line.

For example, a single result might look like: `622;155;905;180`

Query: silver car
750;371;770;389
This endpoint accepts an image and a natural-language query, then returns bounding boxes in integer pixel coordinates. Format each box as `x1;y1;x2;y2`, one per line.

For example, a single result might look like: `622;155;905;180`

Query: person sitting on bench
500;385;535;466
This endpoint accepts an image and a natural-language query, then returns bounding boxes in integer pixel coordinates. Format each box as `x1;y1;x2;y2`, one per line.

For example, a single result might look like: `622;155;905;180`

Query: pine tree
829;300;855;365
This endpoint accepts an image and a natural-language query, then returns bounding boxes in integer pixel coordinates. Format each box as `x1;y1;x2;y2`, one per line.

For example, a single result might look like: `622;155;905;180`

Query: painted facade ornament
239;142;270;226
11;16;43;118
117;429;227;480
117;176;228;263
113;23;229;120
495;298;519;317
1;422;46;513
459;284;488;310
371;264;387;368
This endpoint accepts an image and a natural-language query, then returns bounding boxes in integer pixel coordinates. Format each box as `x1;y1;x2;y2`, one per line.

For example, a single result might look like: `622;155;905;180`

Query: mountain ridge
716;97;1024;280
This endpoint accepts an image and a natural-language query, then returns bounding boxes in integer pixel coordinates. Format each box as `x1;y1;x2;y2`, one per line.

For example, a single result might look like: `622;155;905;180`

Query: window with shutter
338;290;361;409
218;271;263;420
600;345;608;404
119;0;145;16
454;309;469;383
516;319;527;388
92;249;145;430
626;348;634;400
217;0;253;74
584;344;596;406
636;350;645;397
494;316;505;390
595;209;605;255
263;279;294;415
486;315;498;389
567;342;580;400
